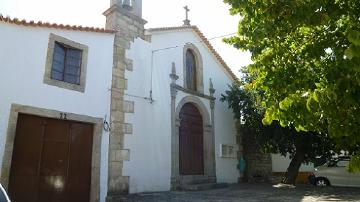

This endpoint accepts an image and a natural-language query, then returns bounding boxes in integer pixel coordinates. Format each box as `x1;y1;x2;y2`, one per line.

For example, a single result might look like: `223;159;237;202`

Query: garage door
8;114;93;202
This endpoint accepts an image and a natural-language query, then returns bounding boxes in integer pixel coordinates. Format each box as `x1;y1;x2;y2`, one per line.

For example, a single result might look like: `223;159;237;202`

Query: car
309;157;360;187
0;183;10;202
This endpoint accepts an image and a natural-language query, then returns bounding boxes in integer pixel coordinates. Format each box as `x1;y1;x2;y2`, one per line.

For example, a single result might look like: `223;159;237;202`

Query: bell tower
103;0;146;200
109;0;143;18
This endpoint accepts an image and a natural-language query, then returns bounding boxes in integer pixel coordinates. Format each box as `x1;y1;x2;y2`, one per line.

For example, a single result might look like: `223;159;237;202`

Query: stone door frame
171;95;216;189
0;104;103;202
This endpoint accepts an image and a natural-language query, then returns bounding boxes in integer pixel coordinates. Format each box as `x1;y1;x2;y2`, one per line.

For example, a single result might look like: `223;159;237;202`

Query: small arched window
186;49;197;91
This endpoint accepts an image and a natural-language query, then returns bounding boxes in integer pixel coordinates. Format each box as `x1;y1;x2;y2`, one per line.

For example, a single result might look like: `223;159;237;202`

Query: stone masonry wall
242;133;272;182
104;5;146;200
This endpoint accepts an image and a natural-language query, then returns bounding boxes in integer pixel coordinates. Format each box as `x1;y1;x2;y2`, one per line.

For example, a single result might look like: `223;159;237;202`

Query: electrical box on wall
220;144;236;158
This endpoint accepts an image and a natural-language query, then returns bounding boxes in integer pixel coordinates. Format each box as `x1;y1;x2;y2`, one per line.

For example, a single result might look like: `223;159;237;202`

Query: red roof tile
0;15;115;34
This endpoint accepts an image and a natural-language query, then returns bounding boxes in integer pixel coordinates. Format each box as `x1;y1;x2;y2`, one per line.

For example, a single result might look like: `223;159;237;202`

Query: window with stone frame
51;42;82;85
44;34;88;92
185;49;197;91
183;43;204;93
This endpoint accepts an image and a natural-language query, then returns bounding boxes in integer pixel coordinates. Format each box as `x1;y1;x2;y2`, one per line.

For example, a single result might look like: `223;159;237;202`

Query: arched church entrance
179;103;204;175
171;96;216;189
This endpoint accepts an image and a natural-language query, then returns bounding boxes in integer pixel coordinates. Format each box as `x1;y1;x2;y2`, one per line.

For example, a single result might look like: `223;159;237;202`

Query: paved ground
118;183;360;202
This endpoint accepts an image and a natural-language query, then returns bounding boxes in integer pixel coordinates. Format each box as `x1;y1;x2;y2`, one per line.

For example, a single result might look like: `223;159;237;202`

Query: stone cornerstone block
104;1;146;196
124;58;133;71
107;175;129;194
123;123;133;134
123;100;134;113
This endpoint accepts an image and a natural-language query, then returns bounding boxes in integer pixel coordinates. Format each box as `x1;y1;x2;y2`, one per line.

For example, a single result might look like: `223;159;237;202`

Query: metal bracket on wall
103;115;111;132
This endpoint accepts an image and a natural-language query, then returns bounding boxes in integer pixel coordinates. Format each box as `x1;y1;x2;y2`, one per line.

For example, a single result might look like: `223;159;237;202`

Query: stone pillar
169;63;179;189
208;79;216;180
103;1;146;200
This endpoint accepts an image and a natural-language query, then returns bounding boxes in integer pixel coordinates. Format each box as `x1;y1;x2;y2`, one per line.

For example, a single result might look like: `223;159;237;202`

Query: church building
0;0;241;201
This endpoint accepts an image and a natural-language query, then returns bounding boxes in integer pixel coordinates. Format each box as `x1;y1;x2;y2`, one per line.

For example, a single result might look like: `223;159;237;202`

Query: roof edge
146;25;238;81
0;15;116;34
146;25;195;33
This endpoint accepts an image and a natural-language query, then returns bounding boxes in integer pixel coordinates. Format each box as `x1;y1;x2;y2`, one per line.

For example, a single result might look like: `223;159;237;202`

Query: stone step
180;176;216;185
180;183;228;191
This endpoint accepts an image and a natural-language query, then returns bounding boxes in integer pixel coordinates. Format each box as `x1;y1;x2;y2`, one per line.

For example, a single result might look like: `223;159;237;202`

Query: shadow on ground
117;183;360;202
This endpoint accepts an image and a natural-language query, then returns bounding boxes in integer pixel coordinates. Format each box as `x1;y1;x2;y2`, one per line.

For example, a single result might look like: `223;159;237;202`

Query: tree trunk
281;149;306;185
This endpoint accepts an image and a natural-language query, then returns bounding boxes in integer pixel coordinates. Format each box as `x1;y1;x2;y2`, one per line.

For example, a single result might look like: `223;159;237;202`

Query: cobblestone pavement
118;183;360;202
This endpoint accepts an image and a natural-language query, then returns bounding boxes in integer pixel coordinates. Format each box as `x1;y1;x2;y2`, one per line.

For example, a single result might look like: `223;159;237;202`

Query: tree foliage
224;0;360;169
221;75;334;184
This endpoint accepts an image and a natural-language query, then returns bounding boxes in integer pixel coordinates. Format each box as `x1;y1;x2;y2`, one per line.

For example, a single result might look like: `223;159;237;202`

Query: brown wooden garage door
179;103;204;175
8;114;93;202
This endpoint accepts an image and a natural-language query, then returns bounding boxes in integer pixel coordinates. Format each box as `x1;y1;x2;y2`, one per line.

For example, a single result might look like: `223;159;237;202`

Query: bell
122;0;132;10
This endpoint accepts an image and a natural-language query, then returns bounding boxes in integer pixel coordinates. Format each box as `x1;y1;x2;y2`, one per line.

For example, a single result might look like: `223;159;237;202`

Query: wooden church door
179;103;204;175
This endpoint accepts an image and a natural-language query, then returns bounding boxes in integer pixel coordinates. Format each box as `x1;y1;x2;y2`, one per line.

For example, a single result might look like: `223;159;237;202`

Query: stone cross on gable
183;5;191;26
184;6;190;19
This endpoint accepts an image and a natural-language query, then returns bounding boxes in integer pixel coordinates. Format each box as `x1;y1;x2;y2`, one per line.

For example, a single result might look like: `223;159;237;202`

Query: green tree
224;0;360;169
221;76;334;184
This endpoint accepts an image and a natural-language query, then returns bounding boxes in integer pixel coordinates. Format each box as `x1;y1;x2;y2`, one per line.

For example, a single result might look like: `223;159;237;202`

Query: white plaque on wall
220;144;236;158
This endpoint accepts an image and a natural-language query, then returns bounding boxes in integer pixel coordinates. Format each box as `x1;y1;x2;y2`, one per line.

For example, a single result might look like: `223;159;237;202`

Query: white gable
147;27;237;82
122;28;239;193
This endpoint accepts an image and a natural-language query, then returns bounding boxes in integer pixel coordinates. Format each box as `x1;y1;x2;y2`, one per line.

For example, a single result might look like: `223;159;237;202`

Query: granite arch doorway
171;96;216;189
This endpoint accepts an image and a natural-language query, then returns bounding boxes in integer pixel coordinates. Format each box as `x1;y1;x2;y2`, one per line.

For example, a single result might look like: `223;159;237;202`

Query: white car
311;157;360;187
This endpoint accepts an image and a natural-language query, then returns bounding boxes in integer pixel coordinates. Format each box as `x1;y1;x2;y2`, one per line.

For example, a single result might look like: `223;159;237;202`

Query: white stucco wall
271;154;314;172
0;22;114;202
124;37;172;193
124;29;239;193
